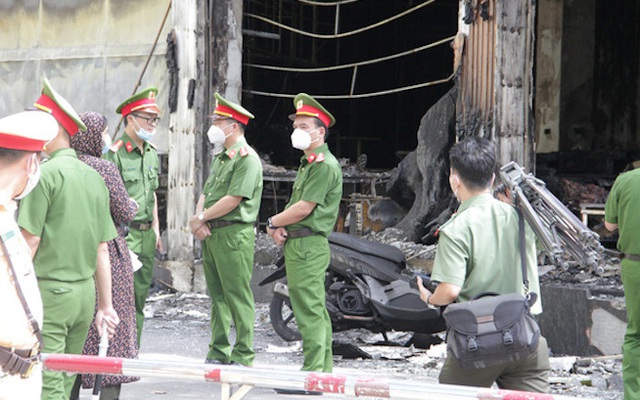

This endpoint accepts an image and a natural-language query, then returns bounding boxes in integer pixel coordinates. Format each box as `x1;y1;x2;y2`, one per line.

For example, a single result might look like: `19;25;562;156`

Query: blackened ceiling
241;0;458;168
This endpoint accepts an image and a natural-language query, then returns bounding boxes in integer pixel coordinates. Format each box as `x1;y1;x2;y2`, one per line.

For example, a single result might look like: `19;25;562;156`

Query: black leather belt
207;220;240;230
286;227;316;239
623;253;640;262
130;221;152;231
0;345;39;378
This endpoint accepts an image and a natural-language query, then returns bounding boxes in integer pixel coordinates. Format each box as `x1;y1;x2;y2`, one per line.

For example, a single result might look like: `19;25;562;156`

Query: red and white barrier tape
42;353;580;400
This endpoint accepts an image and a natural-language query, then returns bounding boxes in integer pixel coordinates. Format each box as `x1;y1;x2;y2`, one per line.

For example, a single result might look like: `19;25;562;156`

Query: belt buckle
21;361;36;378
28;344;39;358
21;345;40;379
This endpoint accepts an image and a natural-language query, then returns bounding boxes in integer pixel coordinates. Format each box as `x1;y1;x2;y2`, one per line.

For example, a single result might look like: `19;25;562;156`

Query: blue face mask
132;117;155;142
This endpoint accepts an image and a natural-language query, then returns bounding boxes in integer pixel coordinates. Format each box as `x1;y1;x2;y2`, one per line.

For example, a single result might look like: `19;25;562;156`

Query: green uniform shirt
202;138;263;222
104;132;159;223
605;168;640;255
286;144;342;237
431;193;542;314
17;148;117;282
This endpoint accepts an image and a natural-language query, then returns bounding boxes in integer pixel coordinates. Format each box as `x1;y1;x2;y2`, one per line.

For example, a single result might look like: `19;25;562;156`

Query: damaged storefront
1;0;639;361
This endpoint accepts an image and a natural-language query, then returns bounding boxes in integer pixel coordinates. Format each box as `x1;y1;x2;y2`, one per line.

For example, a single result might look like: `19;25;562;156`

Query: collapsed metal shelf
499;161;606;275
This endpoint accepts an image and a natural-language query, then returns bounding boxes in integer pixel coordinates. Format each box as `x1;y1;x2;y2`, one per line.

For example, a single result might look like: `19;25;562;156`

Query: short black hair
0;148;31;165
233;119;247;132
449;136;497;191
313;118;329;140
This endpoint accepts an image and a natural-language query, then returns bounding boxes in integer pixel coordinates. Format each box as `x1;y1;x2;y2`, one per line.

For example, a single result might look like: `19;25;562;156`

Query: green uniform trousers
622;260;640;400
128;228;157;345
284;235;333;372
201;223;255;366
439;335;550;392
39;278;95;400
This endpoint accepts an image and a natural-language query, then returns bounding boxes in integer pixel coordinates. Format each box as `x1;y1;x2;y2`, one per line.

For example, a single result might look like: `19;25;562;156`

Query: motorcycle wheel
270;293;303;342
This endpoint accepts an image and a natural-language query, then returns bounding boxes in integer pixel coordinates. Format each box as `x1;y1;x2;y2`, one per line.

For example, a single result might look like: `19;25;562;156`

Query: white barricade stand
42;353;581;400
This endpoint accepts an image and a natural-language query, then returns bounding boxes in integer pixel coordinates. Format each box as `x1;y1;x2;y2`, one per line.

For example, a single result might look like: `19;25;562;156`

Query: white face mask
15;154;41;200
206;123;233;146
102;134;113;155
132;117;155;141
450;174;460;200
290;127;319;151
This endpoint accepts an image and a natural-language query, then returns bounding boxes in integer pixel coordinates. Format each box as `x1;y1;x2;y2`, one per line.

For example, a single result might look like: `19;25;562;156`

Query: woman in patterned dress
69;112;139;399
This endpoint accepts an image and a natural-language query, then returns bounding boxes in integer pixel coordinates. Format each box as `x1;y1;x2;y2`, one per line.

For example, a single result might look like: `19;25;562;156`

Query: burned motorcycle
259;232;446;342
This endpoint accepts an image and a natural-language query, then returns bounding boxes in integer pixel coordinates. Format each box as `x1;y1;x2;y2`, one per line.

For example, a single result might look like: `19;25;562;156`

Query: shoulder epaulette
110;140;124;152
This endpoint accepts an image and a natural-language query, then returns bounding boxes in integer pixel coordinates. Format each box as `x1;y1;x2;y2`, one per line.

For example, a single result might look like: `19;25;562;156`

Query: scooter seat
328;232;406;266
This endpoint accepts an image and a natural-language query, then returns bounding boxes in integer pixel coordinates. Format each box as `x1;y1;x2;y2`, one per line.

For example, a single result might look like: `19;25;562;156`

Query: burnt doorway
241;0;458;169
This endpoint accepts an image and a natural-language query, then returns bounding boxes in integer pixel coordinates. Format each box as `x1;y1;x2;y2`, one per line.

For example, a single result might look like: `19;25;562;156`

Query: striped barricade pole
42;353;582;400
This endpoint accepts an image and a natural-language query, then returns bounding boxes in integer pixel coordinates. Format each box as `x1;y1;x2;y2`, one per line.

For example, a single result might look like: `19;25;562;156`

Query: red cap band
0;132;47;152
120;98;159;117
214;104;250;125
296;104;331;127
34;94;78;136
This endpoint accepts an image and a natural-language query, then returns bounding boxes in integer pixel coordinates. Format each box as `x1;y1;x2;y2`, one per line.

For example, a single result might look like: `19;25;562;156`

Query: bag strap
516;207;529;294
0;234;43;347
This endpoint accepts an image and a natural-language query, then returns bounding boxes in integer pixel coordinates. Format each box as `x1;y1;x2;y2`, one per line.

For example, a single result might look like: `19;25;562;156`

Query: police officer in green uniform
267;94;342;388
605;168;640;400
105;87;162;344
0;110;58;399
189;93;262;366
18;78;119;399
416;137;549;393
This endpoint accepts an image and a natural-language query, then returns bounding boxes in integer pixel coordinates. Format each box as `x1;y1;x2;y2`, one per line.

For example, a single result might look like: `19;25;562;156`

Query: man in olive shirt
105;87;162;344
416;137;549;392
605;168;640;400
267;94;342;383
189;93;262;367
18;78;119;399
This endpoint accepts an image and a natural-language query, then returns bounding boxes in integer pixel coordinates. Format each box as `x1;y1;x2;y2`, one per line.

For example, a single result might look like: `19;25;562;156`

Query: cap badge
148;92;156;100
296;99;304;110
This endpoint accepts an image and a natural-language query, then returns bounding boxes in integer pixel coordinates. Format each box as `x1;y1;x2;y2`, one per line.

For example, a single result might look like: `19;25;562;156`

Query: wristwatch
425;295;440;310
198;213;205;221
267;217;277;230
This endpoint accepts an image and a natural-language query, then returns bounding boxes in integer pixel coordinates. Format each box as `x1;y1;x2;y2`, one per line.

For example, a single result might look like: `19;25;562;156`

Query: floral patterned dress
71;112;140;388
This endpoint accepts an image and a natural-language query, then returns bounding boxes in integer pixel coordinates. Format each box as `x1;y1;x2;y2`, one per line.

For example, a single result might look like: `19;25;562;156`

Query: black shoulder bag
441;209;541;369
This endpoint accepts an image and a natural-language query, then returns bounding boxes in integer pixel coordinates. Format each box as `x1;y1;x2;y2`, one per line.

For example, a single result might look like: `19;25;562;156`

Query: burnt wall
560;0;640;153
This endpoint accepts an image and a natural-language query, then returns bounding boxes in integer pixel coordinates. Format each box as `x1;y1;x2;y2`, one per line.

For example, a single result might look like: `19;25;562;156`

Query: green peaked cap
116;87;160;116
289;93;335;127
34;77;87;134
211;92;254;124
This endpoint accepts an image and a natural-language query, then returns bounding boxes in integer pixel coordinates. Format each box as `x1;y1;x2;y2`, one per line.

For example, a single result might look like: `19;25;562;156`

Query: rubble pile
362;228;437;272
558;178;610;212
143;290;623;399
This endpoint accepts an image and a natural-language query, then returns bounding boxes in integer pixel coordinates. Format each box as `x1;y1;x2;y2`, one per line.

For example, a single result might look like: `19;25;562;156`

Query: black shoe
204;359;225;365
228;361;248;367
274;388;323;395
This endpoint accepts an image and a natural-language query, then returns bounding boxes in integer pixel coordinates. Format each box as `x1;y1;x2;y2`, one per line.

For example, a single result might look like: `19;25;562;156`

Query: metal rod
112;0;173;138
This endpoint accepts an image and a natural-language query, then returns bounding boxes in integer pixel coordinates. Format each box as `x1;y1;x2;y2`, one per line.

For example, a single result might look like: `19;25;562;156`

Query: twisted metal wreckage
498;162;609;277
